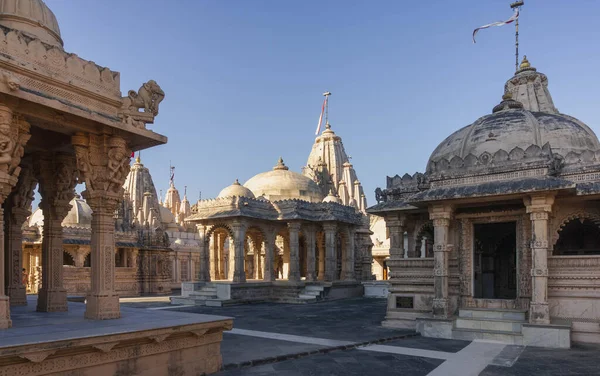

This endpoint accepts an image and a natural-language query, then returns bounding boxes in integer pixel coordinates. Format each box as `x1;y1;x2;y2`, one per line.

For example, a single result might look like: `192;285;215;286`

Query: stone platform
0;296;232;376
173;280;364;306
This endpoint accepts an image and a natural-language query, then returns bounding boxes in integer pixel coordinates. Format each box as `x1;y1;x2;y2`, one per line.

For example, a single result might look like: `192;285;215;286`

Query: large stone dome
428;57;600;171
28;195;92;228
0;0;62;47
244;158;324;203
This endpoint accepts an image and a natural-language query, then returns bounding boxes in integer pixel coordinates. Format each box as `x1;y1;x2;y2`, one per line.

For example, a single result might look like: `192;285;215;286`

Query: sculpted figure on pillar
0;105;30;329
72;133;131;320
6;164;37;306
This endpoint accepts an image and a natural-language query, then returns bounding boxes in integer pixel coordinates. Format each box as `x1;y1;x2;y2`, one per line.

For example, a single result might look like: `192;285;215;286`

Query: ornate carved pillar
209;234;216;280
524;194;554;325
72;133;131;320
287;222;301;282
231;220;247;283
218;233;226;279
323;222;337;282
35;152;77;312
195;225;209;281
0;106;30;328
429;205;453;319
129;249;138;269
386;215;405;260
343;227;356;281
5;165;36;306
303;224;317;281
317;232;325;280
263;226;276;282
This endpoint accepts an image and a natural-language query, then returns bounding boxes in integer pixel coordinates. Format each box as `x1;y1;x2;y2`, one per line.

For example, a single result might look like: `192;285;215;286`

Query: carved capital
287;221;302;233
322;222;337;233
432;218;451;228
429;204;453;221
36;152;77;218
72;133;131;198
433;268;448;277
529;211;549;221
530;240;549;249
8;164;36;221
0;107;30;202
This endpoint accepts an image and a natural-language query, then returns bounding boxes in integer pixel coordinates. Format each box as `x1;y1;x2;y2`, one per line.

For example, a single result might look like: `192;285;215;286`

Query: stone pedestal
287;222;301;282
430;205;453;319
525;194;554;325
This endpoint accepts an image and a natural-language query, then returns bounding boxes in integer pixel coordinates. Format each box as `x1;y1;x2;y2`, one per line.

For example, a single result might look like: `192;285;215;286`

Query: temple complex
369;56;600;348
0;0;230;374
21;155;201;297
175;123;374;306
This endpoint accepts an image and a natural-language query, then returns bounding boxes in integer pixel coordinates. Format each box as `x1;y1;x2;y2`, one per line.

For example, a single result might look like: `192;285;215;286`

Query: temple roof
0;0;62;47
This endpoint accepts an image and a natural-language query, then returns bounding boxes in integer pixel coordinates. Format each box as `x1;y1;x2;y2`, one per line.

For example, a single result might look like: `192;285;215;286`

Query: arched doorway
555;218;600;255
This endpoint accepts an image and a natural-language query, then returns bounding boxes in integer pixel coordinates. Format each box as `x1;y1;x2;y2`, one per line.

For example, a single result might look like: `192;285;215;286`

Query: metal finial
511;1;524;72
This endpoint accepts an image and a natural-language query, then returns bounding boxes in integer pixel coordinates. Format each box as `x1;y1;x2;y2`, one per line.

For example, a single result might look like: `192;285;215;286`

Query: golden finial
135;154;141;163
520;55;530;69
502;92;513;101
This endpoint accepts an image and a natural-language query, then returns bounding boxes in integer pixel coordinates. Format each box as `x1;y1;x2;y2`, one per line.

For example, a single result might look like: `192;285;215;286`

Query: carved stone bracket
119;80;165;129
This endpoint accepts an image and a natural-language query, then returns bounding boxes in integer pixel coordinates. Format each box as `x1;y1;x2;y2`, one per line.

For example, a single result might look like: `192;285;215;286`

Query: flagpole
323;91;331;127
511;1;524;72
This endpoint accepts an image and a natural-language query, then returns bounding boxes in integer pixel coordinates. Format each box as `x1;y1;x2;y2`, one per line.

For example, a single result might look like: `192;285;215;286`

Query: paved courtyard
122;298;600;375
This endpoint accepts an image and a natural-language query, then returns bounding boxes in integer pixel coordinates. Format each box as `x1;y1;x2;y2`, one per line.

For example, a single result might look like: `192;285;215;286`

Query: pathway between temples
224;328;514;376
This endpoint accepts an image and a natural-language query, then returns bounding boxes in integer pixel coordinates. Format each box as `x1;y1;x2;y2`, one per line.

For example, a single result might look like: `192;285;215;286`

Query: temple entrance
473;222;517;300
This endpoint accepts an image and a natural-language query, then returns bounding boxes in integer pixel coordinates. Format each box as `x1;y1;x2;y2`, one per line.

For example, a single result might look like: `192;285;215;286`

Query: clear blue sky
45;0;600;205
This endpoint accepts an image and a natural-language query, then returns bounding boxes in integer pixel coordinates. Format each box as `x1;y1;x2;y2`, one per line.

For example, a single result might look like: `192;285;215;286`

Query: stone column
218;234;226;279
287;222;301;282
36;152;77;312
317;232;325;280
196;225;210;281
323;222;337;282
5;165;36;306
263;226;276;282
129;249;138;269
72;133;131;320
429;205;453;319
343;227;356;281
303;224;317;281
209;234;216;280
253;234;263;280
231;221;247;283
0;108;31;328
524;194;554;325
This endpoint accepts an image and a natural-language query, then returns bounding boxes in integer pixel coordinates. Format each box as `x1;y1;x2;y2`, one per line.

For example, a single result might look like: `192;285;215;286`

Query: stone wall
64;267;140;296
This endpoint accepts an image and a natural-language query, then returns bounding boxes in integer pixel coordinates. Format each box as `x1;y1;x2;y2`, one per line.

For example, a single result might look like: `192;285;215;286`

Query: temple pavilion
178;123;374;305
0;1;230;374
369;56;600;348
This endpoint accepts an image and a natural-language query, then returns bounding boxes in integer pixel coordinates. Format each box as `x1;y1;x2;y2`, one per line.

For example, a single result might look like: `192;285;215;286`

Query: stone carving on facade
2;71;20;91
119;80;165;129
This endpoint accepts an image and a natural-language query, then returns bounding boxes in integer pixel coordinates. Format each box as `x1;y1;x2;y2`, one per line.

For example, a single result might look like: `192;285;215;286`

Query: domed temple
0;1;230;374
21;155;202;297
369;56;600;348
179;123;374;305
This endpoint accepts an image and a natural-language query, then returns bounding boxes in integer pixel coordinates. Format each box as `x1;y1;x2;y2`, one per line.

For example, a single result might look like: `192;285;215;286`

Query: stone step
385;309;431;321
170;297;199;305
192;291;218;297
305;285;325;292
455;317;523;333
452;328;523;345
200;287;217;292
188;294;217;300
459;308;526;321
298;293;319;299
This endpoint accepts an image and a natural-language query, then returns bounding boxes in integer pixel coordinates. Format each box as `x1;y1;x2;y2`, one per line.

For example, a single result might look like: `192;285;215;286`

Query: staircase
297;285;325;302
170;284;226;307
452;308;527;345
